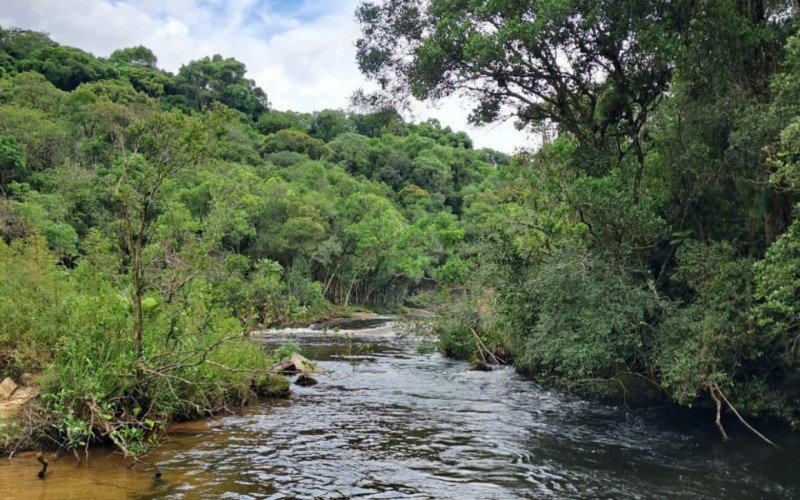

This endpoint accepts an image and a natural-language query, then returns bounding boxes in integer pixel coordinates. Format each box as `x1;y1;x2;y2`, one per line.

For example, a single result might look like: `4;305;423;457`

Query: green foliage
167;54;268;118
8;8;800;447
21;45;117;91
509;246;657;379
655;243;755;402
272;341;301;363
754;207;800;366
253;374;291;397
0;26;516;455
261;129;327;160
0;134;27;188
358;3;800;428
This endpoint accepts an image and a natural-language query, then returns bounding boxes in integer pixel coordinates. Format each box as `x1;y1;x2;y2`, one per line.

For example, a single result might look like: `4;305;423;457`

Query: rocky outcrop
276;353;324;375
0;378;17;401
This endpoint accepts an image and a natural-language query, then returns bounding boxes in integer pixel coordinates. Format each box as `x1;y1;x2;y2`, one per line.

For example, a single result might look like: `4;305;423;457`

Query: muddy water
2;318;800;499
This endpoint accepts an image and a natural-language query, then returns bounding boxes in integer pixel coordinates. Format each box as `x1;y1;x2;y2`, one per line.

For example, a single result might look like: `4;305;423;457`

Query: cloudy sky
0;0;532;152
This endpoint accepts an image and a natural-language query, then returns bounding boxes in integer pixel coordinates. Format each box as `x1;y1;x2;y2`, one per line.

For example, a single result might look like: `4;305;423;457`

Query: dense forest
356;0;800;437
2;0;800;458
0;25;507;454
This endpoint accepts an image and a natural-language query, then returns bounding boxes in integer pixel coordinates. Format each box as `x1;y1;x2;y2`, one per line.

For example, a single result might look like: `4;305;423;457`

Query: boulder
277;353;324;375
294;374;318;387
0;377;18;400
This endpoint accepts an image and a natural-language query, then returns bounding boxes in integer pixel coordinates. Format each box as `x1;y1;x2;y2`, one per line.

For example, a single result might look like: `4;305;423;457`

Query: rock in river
295;374;318;387
468;362;493;372
276;353;324;375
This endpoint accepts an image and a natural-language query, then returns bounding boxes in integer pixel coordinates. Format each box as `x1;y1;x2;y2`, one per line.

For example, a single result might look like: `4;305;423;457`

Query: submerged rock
276;353;324;375
0;378;17;401
253;374;290;397
295;374;318;387
468;362;492;372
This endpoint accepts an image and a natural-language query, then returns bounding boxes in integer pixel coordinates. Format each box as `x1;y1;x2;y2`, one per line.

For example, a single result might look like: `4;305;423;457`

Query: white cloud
0;0;531;152
157;18;190;37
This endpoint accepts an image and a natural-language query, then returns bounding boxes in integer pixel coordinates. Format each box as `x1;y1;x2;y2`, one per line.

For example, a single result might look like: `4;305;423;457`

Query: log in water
1;318;798;498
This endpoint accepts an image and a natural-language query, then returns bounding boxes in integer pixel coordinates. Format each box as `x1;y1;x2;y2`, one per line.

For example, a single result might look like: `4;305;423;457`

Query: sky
0;0;533;152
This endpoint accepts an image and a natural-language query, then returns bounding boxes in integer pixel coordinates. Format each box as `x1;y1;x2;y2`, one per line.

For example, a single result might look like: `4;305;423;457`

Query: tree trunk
632;134;645;205
133;249;144;360
344;274;357;308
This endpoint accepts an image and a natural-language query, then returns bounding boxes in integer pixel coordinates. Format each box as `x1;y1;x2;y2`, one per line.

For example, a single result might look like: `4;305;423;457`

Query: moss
253;374;290;398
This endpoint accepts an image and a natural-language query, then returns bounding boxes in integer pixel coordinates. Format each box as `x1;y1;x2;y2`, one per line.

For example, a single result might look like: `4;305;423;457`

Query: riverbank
0;305;395;457
2;317;799;498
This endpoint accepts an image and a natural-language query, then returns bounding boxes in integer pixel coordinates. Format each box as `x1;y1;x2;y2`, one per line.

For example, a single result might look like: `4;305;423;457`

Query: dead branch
36;452;48;479
712;381;778;448
709;383;729;441
470;327;503;365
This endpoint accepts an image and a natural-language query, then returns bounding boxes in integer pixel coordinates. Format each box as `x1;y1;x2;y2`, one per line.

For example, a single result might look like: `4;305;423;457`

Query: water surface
1;318;798;498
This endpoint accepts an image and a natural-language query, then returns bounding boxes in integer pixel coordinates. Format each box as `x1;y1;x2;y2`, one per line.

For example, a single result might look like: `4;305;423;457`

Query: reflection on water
1;318;799;499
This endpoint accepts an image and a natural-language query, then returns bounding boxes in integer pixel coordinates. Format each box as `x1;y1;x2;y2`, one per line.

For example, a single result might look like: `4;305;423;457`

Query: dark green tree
167;54;269;118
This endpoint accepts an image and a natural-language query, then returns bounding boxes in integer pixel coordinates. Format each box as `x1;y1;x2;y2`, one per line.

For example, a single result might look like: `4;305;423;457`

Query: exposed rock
20;373;36;387
277;353;324;375
0;377;18;400
309;311;383;330
468;362;492;372
295;374;318;387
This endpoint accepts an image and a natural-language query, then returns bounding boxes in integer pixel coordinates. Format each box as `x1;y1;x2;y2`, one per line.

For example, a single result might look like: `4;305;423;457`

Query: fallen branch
712;381;778;448
470;328;503;365
709;383;729;441
36;452;48;479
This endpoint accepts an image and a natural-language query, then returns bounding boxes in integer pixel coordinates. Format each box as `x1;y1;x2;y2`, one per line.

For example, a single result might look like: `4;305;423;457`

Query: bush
508;246;657;379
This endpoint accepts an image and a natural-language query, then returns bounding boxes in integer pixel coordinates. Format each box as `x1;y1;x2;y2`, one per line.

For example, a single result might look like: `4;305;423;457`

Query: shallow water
1;318;799;499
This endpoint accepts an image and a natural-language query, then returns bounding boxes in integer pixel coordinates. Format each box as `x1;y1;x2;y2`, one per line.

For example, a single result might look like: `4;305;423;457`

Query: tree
167;55;269;118
21;45;117;90
0;134;28;190
108;47;171;98
261;129;327;160
107;111;206;359
109;46;158;69
308;109;354;142
356;0;693;201
0;27;55;60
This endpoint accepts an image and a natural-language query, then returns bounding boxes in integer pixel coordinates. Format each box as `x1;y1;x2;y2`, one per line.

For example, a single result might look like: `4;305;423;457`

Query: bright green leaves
0;134;27;188
754;208;800;362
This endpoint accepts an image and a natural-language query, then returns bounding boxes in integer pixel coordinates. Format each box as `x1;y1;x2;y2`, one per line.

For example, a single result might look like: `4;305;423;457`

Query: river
1;317;799;499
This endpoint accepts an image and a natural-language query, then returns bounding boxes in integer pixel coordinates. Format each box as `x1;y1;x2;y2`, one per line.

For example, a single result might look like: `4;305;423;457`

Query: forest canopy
0;25;507;455
357;0;800;433
3;0;800;456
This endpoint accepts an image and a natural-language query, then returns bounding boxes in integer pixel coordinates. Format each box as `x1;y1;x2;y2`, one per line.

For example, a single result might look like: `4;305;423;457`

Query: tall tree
167;55;269;118
108;111;206;359
356;0;693;200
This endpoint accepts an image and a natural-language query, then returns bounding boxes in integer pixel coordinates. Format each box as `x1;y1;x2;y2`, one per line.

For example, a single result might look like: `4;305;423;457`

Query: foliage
363;3;800;430
0;24;514;456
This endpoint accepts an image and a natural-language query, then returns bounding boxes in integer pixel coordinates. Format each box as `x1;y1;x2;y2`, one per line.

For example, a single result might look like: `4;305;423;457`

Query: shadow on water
2;317;799;499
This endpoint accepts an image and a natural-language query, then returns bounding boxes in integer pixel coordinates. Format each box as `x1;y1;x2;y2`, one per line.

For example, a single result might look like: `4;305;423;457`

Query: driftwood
711;381;778;448
276;353;324;375
470;328;503;365
36;452;48;479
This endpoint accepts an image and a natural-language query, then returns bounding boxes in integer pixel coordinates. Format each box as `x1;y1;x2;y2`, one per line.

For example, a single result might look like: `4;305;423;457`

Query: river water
1;317;799;499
